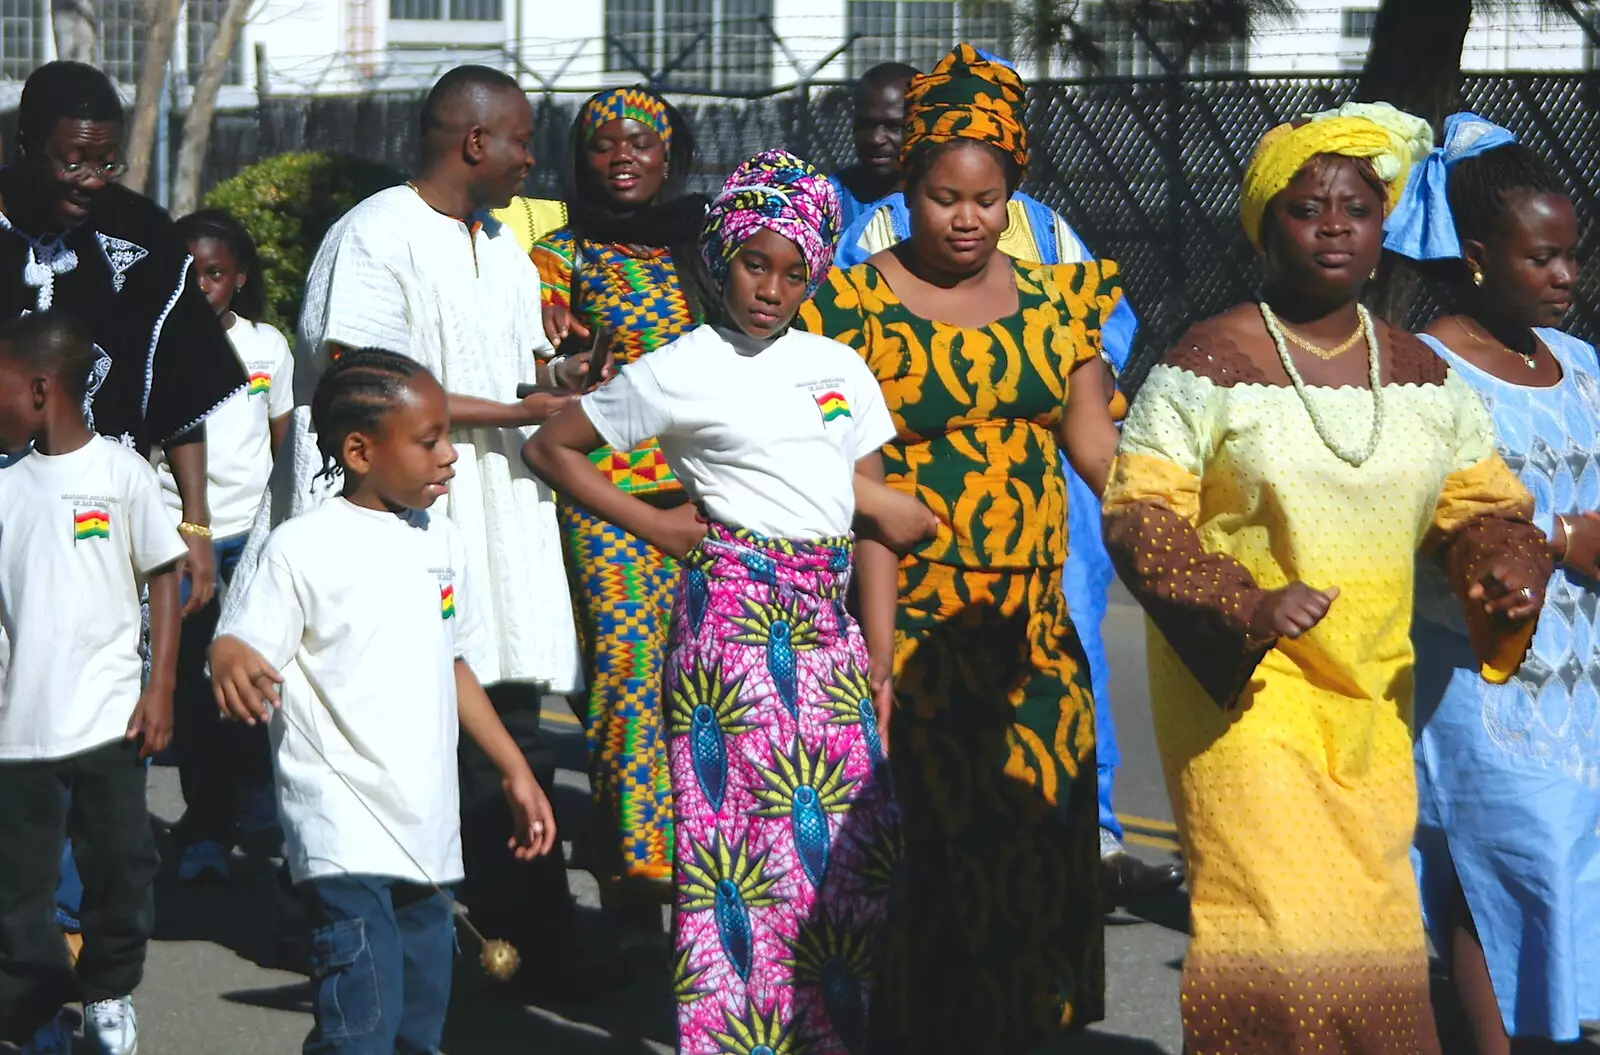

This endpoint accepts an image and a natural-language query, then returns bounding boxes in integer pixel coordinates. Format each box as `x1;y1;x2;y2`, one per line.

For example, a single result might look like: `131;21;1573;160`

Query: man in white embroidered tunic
228;65;592;988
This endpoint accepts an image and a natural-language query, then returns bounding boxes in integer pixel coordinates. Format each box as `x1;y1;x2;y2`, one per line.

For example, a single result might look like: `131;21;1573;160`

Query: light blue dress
1412;328;1600;1041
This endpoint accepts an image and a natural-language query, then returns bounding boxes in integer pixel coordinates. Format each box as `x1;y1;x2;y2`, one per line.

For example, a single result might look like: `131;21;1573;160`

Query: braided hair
1447;143;1566;257
309;347;422;480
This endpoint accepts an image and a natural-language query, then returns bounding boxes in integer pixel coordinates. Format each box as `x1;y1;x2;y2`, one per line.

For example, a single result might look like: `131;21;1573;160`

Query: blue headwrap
1383;111;1518;261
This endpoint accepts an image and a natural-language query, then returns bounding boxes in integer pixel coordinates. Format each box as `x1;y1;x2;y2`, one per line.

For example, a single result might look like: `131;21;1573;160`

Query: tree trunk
1352;0;1473;128
171;0;249;217
1354;0;1473;327
51;0;100;65
123;0;183;197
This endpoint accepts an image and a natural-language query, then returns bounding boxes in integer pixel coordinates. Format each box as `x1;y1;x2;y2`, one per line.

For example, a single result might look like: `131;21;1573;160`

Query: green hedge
203;152;405;333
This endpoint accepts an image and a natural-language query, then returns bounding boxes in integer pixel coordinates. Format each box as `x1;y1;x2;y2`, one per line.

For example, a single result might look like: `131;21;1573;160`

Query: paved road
12;586;1596;1052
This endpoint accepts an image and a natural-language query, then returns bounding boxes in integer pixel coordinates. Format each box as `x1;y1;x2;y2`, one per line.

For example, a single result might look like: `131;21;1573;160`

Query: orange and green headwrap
1240;101;1433;253
900;43;1028;175
578;88;673;149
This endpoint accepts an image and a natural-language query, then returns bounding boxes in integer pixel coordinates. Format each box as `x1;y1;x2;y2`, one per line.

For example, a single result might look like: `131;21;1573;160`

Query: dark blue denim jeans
299;876;455;1055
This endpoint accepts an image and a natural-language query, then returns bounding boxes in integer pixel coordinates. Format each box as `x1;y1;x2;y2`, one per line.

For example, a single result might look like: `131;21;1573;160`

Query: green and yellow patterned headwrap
901;43;1029;175
579;88;673;149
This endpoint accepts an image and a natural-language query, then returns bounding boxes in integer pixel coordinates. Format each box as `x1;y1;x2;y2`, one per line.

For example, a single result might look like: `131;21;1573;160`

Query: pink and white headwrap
700;149;840;298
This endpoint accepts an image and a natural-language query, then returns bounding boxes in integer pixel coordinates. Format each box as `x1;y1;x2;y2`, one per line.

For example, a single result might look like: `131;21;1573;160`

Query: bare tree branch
123;0;183;196
51;0;100;65
172;0;250;216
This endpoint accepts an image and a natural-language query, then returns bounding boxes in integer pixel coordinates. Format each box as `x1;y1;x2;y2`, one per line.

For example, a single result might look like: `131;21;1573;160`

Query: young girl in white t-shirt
158;209;295;884
524;150;910;1055
209;349;557;1054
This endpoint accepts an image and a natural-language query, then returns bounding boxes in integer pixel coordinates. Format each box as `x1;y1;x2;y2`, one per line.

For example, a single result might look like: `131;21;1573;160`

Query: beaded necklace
1260;300;1384;468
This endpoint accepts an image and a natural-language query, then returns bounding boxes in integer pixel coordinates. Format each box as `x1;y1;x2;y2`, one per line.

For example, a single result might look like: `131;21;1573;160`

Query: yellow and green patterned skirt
872;559;1103;1053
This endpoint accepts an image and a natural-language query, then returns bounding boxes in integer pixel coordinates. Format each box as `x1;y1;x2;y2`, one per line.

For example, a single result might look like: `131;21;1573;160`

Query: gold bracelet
178;521;213;540
1556;513;1574;562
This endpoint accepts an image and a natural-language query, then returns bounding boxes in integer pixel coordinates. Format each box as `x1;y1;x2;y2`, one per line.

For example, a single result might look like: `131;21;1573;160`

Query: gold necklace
1274;315;1366;360
1460;317;1538;369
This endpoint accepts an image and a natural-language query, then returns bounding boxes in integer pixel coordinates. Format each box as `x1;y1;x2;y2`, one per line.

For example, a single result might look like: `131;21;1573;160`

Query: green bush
203;152;405;333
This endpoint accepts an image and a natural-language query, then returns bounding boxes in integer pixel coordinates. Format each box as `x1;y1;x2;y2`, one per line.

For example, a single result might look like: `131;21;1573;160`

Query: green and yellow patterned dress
796;257;1125;1051
532;230;698;895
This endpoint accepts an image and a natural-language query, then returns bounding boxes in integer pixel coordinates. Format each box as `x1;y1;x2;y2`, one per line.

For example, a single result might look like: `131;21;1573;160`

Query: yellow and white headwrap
1240;101;1433;254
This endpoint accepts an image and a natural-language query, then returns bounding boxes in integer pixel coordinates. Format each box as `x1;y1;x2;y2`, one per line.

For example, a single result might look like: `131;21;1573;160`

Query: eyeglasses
46;155;129;183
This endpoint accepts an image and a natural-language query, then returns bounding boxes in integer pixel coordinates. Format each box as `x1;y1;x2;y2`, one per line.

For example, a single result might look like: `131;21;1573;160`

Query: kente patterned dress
796;257;1124;1051
532;230;697;887
1101;319;1551;1055
1412;328;1600;1042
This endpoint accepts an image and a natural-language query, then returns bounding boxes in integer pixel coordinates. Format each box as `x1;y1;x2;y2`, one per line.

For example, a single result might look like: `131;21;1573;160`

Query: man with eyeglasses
0;60;243;1055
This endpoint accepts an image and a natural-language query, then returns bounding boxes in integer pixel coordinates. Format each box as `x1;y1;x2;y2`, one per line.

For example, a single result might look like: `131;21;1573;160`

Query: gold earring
1472;269;1485;287
1369;266;1378;281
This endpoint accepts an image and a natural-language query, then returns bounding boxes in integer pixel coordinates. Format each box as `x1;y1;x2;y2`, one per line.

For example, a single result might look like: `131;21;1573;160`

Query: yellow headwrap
901;43;1029;174
1240;101;1434;253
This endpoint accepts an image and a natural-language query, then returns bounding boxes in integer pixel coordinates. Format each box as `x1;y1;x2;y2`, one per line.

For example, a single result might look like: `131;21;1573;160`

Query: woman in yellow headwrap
1101;103;1552;1054
796;43;1125;1052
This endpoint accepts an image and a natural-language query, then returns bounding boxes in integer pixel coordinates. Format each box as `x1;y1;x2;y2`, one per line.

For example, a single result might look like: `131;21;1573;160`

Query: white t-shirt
216;498;485;885
582;325;897;538
0;435;187;760
152;316;293;540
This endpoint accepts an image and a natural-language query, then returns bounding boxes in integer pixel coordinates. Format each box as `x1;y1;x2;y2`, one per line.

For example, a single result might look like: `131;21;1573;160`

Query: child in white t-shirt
209;348;556;1055
0;310;186;1055
523;150;909;1054
157;209;294;883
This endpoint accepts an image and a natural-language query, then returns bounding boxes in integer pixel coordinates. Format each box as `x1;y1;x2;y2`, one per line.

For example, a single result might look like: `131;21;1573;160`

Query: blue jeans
300;876;455;1055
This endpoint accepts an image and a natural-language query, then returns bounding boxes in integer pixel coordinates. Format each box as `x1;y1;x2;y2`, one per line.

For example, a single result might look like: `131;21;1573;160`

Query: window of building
602;0;774;92
845;0;1011;79
0;0;46;82
186;0;245;85
388;0;502;20
1340;7;1379;39
100;0;147;85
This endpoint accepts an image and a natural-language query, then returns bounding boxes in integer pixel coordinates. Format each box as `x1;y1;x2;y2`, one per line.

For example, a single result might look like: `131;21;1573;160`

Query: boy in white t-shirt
0;311;186;1055
209;348;556;1055
153;210;294;883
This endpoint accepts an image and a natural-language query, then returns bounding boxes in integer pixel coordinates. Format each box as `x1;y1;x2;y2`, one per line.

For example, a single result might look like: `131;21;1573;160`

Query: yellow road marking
1121;831;1182;854
1117;812;1178;834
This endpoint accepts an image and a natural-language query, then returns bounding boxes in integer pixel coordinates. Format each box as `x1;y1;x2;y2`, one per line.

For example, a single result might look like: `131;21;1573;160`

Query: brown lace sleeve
1102;324;1276;709
1104;500;1276;708
1428;370;1552;682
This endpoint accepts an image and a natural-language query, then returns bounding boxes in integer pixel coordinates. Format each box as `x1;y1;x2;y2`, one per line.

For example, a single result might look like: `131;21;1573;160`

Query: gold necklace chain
1275;315;1366;360
1460;317;1538;369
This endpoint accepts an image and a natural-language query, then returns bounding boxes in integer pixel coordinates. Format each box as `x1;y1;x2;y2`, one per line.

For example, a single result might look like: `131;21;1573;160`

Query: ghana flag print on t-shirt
247;372;272;397
440;584;456;620
74;508;111;542
815;391;851;422
73;509;110;544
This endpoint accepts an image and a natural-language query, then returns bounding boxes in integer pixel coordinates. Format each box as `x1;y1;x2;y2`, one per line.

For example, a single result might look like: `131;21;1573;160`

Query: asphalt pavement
10;585;1596;1052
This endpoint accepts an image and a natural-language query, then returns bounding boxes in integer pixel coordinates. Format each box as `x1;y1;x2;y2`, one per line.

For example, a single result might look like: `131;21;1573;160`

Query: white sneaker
20;1011;74;1055
85;996;138;1055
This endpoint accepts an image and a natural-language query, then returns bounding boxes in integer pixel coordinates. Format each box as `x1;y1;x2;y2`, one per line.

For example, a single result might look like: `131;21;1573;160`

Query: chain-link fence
8;72;1598;380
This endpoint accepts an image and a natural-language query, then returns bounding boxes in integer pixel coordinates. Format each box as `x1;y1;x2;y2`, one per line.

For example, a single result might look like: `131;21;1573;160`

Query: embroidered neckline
0;209;79;310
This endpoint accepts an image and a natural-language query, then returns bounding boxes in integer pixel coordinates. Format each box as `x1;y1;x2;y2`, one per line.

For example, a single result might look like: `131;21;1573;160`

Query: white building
0;0;1594;104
